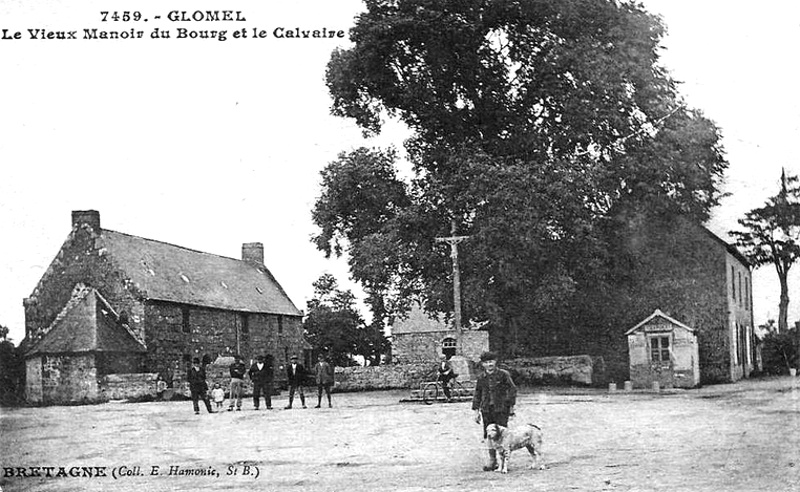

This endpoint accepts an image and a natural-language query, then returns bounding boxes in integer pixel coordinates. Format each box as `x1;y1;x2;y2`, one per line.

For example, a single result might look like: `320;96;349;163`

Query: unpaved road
2;376;799;492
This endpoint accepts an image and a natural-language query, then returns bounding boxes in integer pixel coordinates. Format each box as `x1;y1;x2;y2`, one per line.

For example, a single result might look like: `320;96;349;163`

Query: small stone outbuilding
26;284;148;404
626;309;700;389
391;305;488;366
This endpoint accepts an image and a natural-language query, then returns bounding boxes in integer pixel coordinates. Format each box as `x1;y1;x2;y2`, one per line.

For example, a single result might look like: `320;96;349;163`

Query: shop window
650;336;670;363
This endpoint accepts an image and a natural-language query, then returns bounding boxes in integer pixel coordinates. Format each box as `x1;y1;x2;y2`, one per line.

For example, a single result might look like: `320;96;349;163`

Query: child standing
210;383;225;410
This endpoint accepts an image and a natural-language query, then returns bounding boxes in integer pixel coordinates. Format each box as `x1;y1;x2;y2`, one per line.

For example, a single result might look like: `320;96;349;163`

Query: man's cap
479;351;498;362
291;355;298;360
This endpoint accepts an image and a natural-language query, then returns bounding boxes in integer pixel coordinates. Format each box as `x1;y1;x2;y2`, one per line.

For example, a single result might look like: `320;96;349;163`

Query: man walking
188;357;214;415
248;355;274;410
472;351;517;471
228;355;246;411
285;354;306;409
314;354;334;408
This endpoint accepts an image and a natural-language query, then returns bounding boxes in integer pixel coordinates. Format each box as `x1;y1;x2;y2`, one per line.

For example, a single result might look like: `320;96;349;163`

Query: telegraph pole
436;220;469;354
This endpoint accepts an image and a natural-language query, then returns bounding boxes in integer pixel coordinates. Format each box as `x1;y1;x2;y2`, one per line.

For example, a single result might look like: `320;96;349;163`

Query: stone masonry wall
333;364;437;392
23;225;147;345
502;356;599;386
40;354;100;404
25;357;43;403
99;373;159;401
145;301;305;388
393;331;489;363
333;355;602;392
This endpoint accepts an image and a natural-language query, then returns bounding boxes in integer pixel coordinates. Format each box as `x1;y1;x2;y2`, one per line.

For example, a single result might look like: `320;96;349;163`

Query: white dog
485;423;544;474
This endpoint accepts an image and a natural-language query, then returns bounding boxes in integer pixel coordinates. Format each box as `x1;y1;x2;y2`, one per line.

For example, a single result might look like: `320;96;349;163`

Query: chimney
71;210;101;230
242;242;264;265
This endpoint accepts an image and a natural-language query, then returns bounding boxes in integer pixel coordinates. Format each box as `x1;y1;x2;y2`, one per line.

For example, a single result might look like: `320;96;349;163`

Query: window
181;306;190;333
731;266;736;301
241;313;249;334
650;336;670;363
442;337;457;358
277;315;284;334
745;278;750;311
738;272;743;307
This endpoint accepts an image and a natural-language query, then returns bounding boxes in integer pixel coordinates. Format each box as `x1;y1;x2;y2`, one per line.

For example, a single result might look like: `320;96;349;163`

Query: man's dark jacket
230;360;246;379
286;363;306;387
248;361;274;384
472;368;517;413
188;366;208;393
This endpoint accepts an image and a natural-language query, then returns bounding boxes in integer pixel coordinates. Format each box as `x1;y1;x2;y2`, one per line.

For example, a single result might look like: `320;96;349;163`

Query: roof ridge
102;229;253;264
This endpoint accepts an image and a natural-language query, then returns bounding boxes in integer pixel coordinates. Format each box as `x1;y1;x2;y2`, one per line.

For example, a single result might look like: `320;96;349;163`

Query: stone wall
23;224;147;345
37;353;100;404
144;301;306;386
96;352;145;374
332;355;604;392
333;364;437;392
392;330;489;363
502;356;601;386
25;357;43;403
99;372;159;401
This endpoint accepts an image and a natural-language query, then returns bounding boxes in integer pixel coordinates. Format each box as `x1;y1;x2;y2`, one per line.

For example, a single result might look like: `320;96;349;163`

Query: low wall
333;363;436;392
331;355;605;392
99;373;159;401
503;355;604;386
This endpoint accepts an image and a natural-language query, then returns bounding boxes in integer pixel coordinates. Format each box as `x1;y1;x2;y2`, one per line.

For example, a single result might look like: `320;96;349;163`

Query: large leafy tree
303;274;391;366
731;171;800;332
316;0;727;355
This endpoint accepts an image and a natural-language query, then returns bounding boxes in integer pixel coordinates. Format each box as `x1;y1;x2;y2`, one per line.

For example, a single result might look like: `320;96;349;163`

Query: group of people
187;353;335;415
190;349;515;472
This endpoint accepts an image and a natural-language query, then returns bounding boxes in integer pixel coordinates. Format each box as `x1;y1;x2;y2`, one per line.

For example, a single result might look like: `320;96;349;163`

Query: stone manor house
23;210;306;405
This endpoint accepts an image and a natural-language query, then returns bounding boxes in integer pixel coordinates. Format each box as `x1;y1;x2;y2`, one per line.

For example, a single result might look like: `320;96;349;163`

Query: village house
23;210;307;405
626;220;757;384
577;216;757;385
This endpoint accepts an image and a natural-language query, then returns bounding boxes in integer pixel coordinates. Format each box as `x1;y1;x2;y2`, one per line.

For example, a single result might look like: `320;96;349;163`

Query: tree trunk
779;272;790;333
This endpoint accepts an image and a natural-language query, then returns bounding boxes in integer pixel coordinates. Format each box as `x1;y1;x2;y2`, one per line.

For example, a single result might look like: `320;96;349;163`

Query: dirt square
2;376;799;492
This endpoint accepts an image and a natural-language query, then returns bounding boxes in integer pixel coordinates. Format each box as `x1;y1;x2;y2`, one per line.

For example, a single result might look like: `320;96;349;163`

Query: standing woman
314;354;334;408
188;357;214;415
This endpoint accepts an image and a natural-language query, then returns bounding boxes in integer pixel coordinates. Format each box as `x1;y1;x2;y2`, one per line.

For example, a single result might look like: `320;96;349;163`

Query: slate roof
99;230;302;316
27;284;146;356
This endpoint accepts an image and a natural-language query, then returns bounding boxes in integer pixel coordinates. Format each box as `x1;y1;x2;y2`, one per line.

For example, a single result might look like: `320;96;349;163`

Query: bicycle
422;379;467;405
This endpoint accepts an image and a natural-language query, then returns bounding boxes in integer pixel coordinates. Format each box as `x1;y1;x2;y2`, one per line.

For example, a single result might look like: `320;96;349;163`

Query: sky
1;0;798;344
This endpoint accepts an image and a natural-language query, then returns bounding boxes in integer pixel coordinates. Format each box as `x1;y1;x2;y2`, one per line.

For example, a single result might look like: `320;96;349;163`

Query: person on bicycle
437;354;458;402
